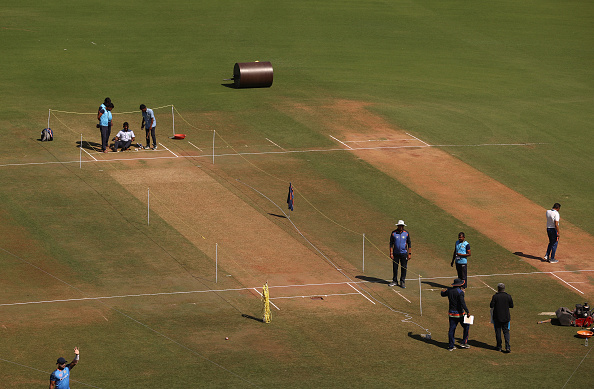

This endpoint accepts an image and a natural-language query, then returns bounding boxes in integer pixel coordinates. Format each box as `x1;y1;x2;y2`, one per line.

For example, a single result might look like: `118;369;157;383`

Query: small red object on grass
173;134;186;139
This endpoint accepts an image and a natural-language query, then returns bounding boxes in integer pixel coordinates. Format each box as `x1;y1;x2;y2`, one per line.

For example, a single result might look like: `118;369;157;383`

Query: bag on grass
41;128;53;141
555;307;575;326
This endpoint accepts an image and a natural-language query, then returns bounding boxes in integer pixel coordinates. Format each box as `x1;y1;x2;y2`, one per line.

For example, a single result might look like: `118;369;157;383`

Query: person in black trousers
490;283;514;353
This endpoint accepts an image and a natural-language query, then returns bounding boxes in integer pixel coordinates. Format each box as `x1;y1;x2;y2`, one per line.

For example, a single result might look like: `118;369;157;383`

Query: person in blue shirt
451;232;471;289
49;347;79;389
140;104;157;150
97;102;114;153
389;220;412;288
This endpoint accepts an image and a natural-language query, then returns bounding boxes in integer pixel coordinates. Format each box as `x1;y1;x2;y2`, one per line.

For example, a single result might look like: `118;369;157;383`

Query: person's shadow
422;280;449;289
407;332;450;349
408;332;499;351
77;140;102;152
356;275;390;285
514;251;547;262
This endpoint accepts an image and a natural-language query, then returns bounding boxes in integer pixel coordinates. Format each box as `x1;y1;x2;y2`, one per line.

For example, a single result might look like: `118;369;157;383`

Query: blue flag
287;182;294;211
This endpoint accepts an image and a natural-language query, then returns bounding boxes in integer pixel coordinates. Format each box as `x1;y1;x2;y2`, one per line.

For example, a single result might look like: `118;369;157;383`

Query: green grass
0;0;593;387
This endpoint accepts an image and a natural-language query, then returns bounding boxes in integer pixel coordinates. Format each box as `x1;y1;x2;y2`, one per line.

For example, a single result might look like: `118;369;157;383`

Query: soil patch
282;99;594;297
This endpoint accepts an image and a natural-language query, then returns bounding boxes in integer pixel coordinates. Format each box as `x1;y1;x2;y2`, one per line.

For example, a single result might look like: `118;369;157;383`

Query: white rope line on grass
561;346;592;389
0;245;261;388
0;357;103;388
50;104;173;115
0;142;546;169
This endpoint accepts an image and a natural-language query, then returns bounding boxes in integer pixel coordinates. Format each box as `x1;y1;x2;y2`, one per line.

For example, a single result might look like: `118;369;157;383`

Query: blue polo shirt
390;230;411;255
99;107;112;127
50;366;73;388
455;240;470;264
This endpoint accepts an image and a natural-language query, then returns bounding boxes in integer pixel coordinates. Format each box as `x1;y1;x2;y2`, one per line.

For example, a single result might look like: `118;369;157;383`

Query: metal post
362;233;365;272
171;105;175;137
216;243;218;283
47;109;51;129
147;187;150;225
212;130;216;164
419;275;422;316
79;134;82;169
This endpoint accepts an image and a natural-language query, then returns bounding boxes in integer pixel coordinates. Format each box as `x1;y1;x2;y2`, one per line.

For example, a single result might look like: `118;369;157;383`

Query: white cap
396;220;406;226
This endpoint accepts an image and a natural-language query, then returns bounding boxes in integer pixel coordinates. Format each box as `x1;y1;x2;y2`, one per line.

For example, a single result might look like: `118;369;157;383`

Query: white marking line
158;142;178;157
550;272;584;295
2;269;591;307
0;142;546;168
347;282;376;305
478;278;497;292
393;289;411;303
265;138;285;151
187;141;203;151
81;147;97;161
343;138;411;143
405;132;431;146
270;292;360;300
252;288;280;311
420;269;594;280
329;135;353;149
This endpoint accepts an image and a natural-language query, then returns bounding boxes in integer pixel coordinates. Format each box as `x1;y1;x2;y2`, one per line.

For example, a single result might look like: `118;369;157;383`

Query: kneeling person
113;122;135;152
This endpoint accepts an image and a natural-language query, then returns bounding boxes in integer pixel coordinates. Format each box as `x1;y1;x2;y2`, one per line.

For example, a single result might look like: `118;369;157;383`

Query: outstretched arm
69;347;80;368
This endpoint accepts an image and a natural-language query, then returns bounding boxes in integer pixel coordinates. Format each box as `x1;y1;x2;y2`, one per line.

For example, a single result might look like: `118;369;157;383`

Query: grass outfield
1;0;593;387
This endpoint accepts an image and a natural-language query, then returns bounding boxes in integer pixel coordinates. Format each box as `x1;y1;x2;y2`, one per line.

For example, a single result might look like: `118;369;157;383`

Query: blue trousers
448;317;469;348
546;228;558;259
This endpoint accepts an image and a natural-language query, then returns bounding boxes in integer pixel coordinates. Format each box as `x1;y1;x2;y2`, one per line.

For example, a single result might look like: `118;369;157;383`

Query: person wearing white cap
389;220;411;288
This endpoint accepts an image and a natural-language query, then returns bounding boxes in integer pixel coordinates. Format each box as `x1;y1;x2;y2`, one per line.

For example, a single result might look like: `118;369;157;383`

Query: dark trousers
494;321;510;350
546;228;558;259
456;263;467;288
392;253;408;284
448;317;469;348
114;139;132;151
145;126;156;147
100;125;110;151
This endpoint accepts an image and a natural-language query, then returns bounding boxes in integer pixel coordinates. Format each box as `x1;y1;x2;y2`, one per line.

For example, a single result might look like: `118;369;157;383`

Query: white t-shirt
546;209;560;229
116;129;135;142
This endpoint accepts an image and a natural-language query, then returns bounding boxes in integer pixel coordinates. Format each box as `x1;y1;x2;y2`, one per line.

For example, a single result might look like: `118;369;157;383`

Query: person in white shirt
112;122;135;152
544;203;561;263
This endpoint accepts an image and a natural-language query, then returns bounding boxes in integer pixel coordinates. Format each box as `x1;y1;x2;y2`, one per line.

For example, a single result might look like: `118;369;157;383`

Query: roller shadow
268;213;287;219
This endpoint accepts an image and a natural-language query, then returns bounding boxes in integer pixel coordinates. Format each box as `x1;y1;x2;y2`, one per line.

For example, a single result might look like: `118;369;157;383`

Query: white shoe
544;255;548;261
388;282;397;287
